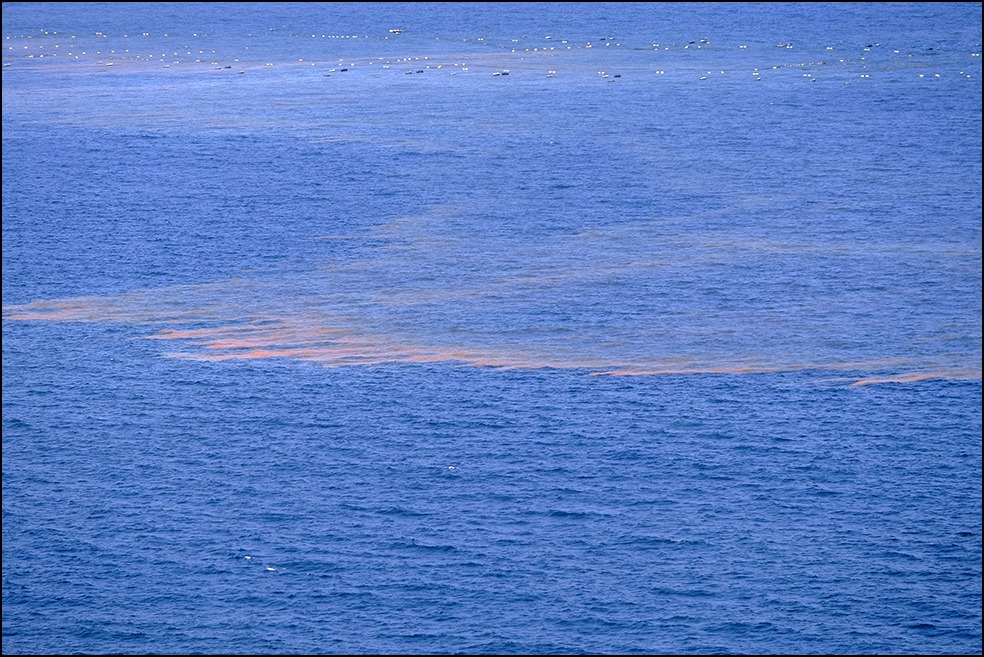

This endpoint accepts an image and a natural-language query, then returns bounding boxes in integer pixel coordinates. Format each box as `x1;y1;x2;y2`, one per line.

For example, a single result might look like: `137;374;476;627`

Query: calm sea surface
3;3;982;654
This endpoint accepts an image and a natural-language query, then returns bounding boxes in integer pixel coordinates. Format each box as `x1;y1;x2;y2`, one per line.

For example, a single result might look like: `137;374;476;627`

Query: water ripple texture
3;3;981;655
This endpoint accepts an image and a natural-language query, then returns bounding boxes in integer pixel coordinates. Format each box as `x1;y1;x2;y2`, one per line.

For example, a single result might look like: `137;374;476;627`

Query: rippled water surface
3;3;982;654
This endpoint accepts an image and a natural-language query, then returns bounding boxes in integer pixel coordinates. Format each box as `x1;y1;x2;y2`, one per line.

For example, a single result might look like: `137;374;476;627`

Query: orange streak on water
2;298;107;321
848;369;982;386
5;296;981;382
159;331;567;370
592;366;782;376
591;362;984;384
147;326;264;340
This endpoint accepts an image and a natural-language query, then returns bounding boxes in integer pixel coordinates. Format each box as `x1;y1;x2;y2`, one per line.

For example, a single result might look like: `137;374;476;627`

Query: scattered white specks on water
2;3;980;656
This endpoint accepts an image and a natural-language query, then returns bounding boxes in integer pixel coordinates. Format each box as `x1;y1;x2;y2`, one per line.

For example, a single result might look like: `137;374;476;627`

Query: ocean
2;2;981;654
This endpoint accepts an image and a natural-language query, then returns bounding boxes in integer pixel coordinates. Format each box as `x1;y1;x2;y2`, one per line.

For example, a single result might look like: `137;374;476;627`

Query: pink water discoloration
5;292;980;384
848;368;982;386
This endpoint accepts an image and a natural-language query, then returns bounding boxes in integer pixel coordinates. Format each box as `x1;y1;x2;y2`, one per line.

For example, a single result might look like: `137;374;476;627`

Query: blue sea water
2;2;982;654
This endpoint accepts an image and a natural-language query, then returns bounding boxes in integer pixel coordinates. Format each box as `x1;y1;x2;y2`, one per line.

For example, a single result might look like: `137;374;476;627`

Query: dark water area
3;3;981;654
